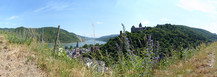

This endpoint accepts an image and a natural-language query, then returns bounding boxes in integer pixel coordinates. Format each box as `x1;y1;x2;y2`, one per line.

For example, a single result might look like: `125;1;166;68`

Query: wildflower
127;49;131;52
150;62;153;64
132;54;134;57
26;30;29;36
156;41;161;53
115;43;120;49
155;57;158;59
149;35;151;39
31;34;34;38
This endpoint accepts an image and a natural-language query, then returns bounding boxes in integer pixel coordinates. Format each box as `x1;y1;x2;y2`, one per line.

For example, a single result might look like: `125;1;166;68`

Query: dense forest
96;24;217;61
0;27;84;43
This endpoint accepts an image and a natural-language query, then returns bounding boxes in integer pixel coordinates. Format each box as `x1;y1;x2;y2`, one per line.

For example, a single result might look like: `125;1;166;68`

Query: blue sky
0;0;217;37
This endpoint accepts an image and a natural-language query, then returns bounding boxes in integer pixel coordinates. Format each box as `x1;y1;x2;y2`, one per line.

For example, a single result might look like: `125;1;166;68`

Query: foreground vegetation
154;42;217;76
0;24;216;76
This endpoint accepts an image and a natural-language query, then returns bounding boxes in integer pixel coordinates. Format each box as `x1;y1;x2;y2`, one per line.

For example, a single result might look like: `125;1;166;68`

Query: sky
0;0;217;37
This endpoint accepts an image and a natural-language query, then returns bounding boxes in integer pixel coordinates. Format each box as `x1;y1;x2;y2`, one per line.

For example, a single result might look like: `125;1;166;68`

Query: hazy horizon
0;0;217;37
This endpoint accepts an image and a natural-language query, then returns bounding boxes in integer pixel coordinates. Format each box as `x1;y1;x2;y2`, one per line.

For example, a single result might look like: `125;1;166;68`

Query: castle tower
131;25;135;32
139;23;142;27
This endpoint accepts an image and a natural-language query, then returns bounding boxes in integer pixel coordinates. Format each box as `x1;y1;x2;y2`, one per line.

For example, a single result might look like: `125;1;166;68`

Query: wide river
47;39;106;48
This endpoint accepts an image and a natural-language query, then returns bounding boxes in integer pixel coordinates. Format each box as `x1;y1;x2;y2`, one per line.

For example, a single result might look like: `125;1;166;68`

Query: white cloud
96;21;103;24
7;16;19;20
34;6;49;12
177;0;217;14
160;18;169;21
34;1;73;12
141;21;149;25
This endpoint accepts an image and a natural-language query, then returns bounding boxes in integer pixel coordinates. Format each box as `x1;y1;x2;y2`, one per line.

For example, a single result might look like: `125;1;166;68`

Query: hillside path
0;35;47;77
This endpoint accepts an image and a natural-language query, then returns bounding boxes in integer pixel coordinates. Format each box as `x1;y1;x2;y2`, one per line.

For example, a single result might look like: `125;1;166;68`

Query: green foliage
82;44;89;48
7;35;33;45
100;24;217;61
56;47;67;57
0;27;83;43
6;28;34;45
36;27;82;43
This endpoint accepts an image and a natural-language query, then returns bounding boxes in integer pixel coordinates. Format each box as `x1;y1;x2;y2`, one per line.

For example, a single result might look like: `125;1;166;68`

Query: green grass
154;42;217;76
1;30;216;77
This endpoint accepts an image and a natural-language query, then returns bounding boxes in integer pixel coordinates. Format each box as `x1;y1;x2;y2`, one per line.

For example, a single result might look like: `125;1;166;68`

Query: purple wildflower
150;61;153;64
32;34;34;38
115;43;120;49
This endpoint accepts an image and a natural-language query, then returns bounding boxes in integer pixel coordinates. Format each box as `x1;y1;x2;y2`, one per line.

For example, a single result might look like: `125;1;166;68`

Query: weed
25;56;34;63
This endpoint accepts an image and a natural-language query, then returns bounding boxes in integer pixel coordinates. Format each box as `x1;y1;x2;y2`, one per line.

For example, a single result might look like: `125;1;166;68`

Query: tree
82;44;89;48
95;43;100;46
69;46;73;49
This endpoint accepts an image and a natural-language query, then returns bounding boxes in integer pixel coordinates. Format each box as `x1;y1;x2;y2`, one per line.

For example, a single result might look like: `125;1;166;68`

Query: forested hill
0;27;84;43
155;24;217;42
101;24;217;60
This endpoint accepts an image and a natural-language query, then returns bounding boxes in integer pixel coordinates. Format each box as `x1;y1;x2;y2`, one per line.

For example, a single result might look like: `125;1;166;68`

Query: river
47;39;106;48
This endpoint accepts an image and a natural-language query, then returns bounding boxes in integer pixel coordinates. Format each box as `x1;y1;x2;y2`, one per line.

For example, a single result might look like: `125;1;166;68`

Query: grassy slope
0;35;47;76
1;34;108;77
154;42;217;76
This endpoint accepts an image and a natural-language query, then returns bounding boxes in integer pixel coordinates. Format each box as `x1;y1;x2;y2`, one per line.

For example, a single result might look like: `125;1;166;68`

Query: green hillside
100;24;217;61
0;27;83;43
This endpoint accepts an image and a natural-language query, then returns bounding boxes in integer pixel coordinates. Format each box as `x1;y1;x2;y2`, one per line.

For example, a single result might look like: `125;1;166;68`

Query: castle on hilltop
131;23;146;32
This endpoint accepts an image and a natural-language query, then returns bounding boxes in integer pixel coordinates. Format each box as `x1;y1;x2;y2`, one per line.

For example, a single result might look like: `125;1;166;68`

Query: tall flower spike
115;43;120;50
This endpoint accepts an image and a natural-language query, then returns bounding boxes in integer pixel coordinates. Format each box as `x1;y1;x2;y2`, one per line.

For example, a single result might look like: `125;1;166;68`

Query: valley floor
0;35;47;77
154;42;217;77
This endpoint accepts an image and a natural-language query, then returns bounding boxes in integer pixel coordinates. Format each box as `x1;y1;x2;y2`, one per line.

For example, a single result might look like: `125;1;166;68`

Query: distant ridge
0;27;84;43
96;34;119;42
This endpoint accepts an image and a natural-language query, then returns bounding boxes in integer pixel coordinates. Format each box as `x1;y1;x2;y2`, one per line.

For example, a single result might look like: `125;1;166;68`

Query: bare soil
0;36;47;77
